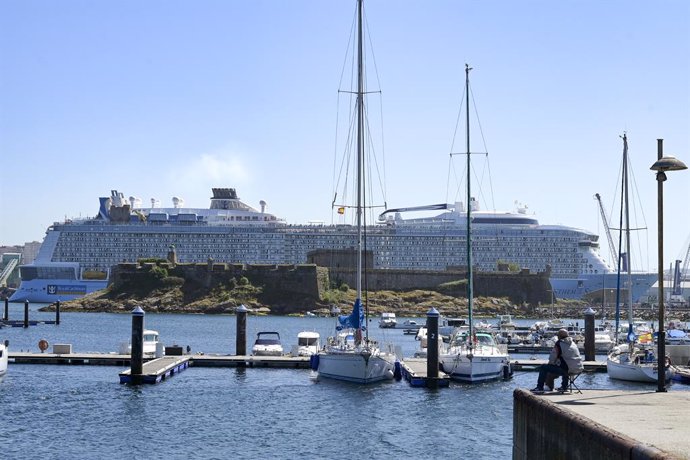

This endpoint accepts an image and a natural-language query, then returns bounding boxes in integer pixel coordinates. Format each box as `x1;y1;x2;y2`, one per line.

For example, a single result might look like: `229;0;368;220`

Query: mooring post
236;305;248;354
584;307;595;362
24;300;29;328
55;300;61;325
236;305;248;365
3;298;8;321
130;306;145;384
426;307;440;389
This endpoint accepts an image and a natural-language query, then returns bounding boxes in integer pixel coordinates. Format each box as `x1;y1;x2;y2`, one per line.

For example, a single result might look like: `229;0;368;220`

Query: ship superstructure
10;188;656;303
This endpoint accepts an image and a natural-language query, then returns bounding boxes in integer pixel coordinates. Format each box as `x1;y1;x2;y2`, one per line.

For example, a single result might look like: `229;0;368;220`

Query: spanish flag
337;207;345;215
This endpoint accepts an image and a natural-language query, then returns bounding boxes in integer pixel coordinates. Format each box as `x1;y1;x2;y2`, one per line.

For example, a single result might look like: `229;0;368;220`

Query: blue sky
1;0;688;271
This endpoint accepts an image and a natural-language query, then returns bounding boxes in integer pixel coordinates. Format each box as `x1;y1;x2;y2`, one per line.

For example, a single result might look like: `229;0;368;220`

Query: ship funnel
469;197;479;212
151;198;160;208
172;197;184;208
259;200;267;213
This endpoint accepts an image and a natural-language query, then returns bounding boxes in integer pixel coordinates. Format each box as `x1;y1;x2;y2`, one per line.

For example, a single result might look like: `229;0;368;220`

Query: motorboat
118;329;161;357
379;312;397;328
666;320;688;344
593;331;614;352
0;340;8;380
400;320;423;335
252;331;284;356
496;314;516;331
438;317;468;336
291;331;320;356
413;327;444;358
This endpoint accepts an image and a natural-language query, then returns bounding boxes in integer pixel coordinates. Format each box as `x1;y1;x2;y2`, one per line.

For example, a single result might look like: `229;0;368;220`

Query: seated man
531;329;584;393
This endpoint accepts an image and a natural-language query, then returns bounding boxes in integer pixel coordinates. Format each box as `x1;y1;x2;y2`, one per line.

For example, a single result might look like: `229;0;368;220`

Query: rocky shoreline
40;283;635;321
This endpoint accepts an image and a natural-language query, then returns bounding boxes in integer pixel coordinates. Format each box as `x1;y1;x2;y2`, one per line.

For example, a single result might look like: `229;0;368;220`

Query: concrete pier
514;388;688;459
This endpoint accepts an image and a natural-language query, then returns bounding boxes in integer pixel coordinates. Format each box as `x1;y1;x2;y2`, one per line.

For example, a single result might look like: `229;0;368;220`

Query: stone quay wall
112;262;329;302
513;388;671;460
329;268;552;305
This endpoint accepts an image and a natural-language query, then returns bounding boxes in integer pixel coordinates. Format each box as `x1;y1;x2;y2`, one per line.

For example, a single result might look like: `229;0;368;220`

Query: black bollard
130;306;145;384
55;300;61;325
24;300;29;328
426;307;440;389
236;305;248;363
584;307;595;362
3;298;8;321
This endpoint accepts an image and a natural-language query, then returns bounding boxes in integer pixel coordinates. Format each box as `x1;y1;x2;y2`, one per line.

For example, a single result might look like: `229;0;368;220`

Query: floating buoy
38;339;49;353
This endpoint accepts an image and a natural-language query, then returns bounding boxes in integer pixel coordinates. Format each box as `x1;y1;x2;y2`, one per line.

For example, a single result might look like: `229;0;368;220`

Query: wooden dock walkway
8;352;311;369
119;355;191;384
400;357;450;387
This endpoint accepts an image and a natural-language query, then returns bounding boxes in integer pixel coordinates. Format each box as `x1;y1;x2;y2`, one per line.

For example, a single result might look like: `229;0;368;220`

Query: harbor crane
594;193;618;266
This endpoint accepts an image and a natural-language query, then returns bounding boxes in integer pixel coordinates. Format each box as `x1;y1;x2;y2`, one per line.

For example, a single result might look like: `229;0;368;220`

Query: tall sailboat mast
465;63;474;340
355;0;365;341
622;133;634;340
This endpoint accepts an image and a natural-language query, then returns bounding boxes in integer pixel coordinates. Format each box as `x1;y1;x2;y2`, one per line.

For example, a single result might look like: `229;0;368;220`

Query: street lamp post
650;138;687;393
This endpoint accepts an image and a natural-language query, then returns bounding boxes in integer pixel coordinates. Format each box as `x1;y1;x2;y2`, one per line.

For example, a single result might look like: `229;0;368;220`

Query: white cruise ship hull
317;349;395;384
550;272;657;303
9;279;108;303
13;187;659;303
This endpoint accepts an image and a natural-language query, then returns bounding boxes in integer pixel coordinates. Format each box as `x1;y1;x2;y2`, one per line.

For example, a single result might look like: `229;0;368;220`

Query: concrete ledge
513;388;681;459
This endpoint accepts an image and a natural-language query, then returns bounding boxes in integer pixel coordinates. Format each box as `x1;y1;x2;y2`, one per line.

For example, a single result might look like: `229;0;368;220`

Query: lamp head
650;156;688;172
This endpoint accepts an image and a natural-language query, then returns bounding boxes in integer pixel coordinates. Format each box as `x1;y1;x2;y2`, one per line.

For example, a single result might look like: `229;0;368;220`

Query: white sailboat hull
317;349;395;384
606;356;672;383
0;343;8;380
606;345;673;383
440;350;509;383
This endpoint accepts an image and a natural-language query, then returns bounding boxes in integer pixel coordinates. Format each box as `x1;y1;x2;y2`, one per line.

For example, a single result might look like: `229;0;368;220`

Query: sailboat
314;0;396;384
438;65;510;383
606;134;673;383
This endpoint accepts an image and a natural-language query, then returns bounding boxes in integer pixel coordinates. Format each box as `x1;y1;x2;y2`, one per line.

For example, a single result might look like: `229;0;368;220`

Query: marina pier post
24;300;29;328
236;305;248;366
426;307;440;388
584;307;595;361
3;298;7;321
130;306;145;384
55;300;60;325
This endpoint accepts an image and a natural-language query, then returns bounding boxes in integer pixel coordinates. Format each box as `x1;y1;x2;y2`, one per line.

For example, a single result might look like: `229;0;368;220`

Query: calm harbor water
1;307;688;459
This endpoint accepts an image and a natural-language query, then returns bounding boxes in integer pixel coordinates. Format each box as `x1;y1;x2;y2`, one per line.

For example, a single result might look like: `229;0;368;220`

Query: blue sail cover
337;298;365;330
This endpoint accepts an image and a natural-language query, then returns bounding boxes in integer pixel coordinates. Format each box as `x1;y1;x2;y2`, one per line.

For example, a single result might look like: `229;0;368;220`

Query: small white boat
379;312;397;328
399;320;423;334
497;314;516;330
292;331;320;356
118;329;161;357
438;317;468;336
593;331;615;351
252;331;284;356
0;339;9;380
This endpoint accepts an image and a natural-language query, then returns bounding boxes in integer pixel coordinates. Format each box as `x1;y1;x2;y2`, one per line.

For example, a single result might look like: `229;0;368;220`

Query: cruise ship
10;188;657;303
